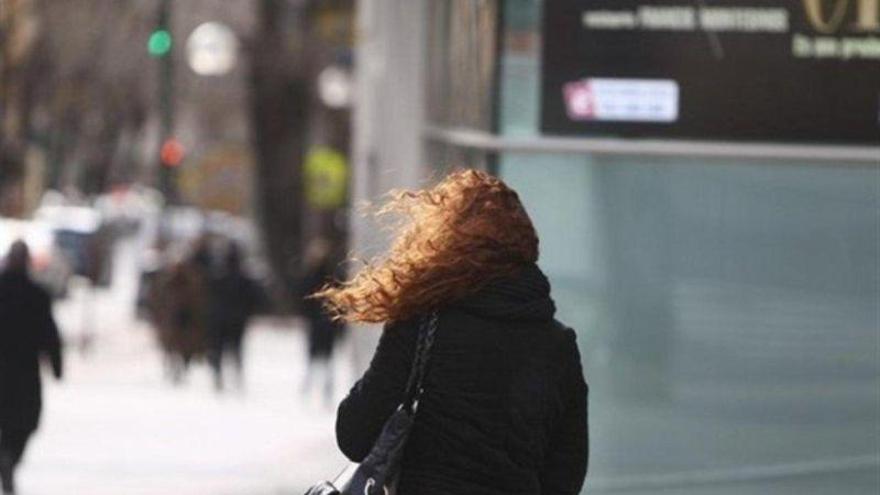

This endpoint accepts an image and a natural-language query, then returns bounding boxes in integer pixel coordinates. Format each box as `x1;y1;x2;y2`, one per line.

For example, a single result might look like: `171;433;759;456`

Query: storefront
352;1;879;493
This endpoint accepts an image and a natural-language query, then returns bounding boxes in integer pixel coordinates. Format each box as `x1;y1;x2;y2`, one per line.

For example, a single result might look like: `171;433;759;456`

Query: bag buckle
365;477;390;495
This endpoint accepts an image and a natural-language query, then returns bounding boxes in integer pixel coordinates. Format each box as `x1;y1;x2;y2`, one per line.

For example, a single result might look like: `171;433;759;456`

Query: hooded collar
0;269;29;283
0;270;34;296
452;263;556;321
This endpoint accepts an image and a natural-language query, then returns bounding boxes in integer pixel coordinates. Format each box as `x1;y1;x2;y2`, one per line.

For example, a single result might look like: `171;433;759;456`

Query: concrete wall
348;0;429;373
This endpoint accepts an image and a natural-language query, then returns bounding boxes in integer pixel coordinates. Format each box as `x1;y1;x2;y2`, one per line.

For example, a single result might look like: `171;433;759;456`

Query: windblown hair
313;169;539;323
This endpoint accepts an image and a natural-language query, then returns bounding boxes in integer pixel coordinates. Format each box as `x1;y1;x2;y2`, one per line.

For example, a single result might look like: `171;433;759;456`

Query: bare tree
34;0;154;194
248;0;317;307
0;0;44;215
0;0;155;215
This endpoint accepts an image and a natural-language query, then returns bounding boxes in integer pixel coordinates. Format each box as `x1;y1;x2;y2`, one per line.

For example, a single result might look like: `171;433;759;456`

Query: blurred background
0;0;878;494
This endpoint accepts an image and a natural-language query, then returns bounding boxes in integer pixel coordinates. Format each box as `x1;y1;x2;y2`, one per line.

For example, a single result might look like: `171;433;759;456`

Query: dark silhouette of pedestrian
149;256;208;384
207;243;261;392
301;238;345;404
0;240;63;495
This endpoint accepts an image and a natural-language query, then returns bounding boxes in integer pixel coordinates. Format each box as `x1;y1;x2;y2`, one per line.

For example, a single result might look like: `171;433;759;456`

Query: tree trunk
248;0;313;310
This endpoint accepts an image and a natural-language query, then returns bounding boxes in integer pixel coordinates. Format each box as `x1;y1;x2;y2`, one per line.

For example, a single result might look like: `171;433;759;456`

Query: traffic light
160;138;185;167
148;29;172;57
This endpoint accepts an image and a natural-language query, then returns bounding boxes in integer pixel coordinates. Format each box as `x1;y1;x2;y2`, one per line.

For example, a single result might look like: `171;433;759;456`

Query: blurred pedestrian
190;234;215;278
149;254;208;384
0;241;63;495
313;170;588;494
206;242;262;392
301;238;345;404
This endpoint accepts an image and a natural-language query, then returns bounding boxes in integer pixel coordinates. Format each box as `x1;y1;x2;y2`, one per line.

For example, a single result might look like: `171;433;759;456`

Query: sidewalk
18;274;354;495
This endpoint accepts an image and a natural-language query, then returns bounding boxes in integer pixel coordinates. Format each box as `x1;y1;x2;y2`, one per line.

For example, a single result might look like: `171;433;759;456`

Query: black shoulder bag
305;312;439;495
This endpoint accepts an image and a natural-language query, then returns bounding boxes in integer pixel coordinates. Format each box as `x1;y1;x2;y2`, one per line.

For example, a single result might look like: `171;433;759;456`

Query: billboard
541;1;880;145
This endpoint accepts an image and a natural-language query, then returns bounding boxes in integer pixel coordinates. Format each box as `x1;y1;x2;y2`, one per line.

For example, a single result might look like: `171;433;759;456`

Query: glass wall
422;0;880;493
426;0;499;132
501;154;880;495
424;0;501;172
493;1;880;494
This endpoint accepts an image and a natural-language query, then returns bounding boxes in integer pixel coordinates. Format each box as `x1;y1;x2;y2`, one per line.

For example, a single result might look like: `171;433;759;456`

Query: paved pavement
12;238;878;495
15;240;354;495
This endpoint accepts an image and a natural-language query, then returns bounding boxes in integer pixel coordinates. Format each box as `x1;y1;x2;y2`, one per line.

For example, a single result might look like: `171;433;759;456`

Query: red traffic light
160;138;185;167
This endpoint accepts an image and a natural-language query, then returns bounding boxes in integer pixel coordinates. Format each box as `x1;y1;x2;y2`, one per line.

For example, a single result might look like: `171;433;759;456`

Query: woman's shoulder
549;321;588;393
0;273;50;301
438;306;577;355
377;315;423;351
382;315;422;337
550;319;579;348
524;318;581;372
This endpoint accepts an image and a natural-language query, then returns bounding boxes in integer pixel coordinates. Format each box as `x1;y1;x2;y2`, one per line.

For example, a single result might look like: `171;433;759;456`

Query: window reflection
500;155;880;494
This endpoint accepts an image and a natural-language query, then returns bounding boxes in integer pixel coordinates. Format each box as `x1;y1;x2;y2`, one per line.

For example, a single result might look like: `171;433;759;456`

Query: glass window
424;1;880;492
426;0;499;131
500;153;880;495
425;140;494;172
495;3;878;494
498;0;542;136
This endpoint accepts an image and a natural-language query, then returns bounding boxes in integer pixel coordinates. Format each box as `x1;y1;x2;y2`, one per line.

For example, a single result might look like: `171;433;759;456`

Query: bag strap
402;312;439;413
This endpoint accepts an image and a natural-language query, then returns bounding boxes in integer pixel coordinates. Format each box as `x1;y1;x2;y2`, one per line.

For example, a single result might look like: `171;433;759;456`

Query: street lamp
151;0;177;204
186;22;238;76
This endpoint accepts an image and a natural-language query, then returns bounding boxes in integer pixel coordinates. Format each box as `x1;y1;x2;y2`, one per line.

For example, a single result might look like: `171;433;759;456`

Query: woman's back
336;264;588;495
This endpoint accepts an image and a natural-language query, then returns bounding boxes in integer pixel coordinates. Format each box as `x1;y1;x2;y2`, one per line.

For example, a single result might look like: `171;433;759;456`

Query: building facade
351;1;880;494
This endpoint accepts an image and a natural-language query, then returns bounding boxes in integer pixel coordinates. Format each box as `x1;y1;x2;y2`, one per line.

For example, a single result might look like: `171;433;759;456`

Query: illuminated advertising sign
541;1;880;145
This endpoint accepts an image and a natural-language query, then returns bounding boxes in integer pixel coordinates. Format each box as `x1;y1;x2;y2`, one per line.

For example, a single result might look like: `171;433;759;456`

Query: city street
3;2;878;494
15;240;352;495
10;243;880;495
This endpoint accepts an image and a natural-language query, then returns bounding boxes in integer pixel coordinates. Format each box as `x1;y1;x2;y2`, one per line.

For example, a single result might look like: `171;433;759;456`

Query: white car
34;205;114;287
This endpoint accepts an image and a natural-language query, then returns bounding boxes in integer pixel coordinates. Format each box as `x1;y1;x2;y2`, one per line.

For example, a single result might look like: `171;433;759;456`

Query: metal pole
157;0;178;204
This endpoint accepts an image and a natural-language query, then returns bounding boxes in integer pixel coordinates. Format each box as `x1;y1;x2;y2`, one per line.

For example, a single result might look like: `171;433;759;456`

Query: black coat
0;272;63;432
302;260;344;359
336;264;588;495
207;270;261;344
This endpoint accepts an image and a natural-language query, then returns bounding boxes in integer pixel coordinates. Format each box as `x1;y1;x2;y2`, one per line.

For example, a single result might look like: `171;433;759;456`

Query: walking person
206;242;262;392
0;241;63;495
150;255;208;384
313;170;588;494
301;238;346;405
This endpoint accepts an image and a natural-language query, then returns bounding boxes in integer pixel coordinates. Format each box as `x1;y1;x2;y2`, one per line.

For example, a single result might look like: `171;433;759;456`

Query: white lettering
638;6;696;31
699;8;789;32
792;33;815;57
582;10;638;30
841;36;880;58
814;37;841;57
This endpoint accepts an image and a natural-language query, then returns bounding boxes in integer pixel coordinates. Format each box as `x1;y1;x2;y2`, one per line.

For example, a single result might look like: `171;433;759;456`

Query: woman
207;242;262;392
0;241;63;495
314;170;588;495
301;238;346;404
150;254;207;384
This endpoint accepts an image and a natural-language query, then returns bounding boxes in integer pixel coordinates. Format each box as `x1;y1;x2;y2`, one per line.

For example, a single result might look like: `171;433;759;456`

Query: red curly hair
313;169;539;323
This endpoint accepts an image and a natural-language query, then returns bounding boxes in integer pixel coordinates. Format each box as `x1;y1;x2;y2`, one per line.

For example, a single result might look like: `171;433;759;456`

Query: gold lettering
803;0;880;33
803;0;850;33
854;0;880;32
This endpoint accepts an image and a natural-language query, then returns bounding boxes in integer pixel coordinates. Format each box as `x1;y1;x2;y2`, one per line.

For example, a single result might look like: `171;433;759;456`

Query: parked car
34;205;114;287
94;185;163;237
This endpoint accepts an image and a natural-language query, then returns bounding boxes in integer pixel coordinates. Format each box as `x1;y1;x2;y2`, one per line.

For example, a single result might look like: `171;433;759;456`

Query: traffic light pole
156;0;178;204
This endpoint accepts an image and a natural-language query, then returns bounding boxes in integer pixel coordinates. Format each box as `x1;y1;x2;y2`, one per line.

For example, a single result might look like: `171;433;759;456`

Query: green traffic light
148;30;172;57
